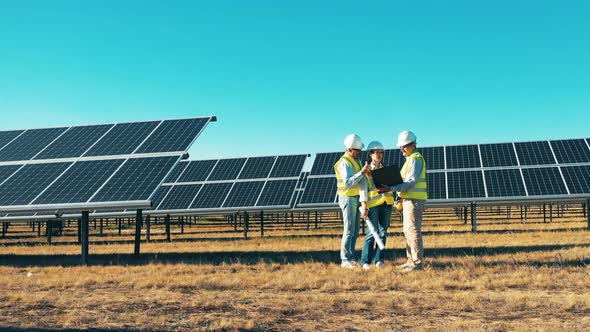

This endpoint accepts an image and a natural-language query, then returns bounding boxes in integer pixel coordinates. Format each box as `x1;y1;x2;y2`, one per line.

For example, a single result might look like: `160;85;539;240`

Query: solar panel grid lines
0;127;69;162
556;167;572;195
299;176;337;205
256;179;299;207
479;143;519;168
83;121;160;157
207;158;247;181
484;168;527;198
178;160;218;182
163;161;190;183
130;120;164;154
549;139;590;164
447;170;486;199
419;147;445;170
446;144;481;169
270;154;307;178
238;156;276;179
223;181;266;208
561;165;590;194
520;167;568;196
514;141;556;166
426;172;446;200
32;159;126;204
310;152;342;175
0;130;25;152
191;182;234;209
157;184;203;210
518;168;530;196
150;185;173;210
0;162;72;206
33;124;114;160
135;118;211;154
0;165;24;187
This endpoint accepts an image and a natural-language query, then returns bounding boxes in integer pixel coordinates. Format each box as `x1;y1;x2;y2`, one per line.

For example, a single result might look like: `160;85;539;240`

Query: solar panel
310;152;342;175
297;172;309;189
34;125;113;160
238;157;275;179
0;130;24;150
270;155;307;178
90;156;179;202
135;118;210;153
163;161;189;183
419;147;445;170
521;167;567;196
549;139;590;164
149;185;172;210
383;149;404;168
446;145;481;169
514;141;556;166
190;183;233;209
256;179;298;207
157;184;202;210
177;160;217;182
33;159;125;204
299;177;337;204
426;172;446;200
0;162;71;205
447;171;486;199
484;169;526;197
558;165;590;194
207;158;246;180
223;181;265;208
480;143;519;167
83;121;160;157
0;165;21;184
0;127;68;162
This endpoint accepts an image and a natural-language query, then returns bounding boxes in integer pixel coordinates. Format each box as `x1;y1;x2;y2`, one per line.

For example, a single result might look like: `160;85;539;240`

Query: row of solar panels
311;138;590;175
0;117;213;162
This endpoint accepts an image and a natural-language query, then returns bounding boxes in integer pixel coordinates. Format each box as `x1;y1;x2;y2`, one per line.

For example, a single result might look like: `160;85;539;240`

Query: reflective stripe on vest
334;153;362;197
366;174;394;208
398;151;428;200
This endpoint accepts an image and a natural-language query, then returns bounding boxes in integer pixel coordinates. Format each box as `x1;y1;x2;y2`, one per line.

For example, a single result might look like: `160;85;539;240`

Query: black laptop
370;164;403;187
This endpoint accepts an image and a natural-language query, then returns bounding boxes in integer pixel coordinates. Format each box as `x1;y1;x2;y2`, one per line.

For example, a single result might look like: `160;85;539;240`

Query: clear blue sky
1;1;588;162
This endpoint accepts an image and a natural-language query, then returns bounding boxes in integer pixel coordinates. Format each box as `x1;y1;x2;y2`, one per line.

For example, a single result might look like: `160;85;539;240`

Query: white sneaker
341;261;356;269
362;263;371;270
375;261;384;268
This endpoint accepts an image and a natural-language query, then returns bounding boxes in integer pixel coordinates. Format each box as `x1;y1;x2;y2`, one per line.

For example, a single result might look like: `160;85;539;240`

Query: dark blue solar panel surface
163;161;189;183
135;118;210;153
270;155;307;178
0;127;68;162
484;169;526;197
426;172;446;200
447;171;486;199
149;185;172;210
0;165;21;184
514;141;556;166
297;172;309;189
310;152;343;175
239;157;275;179
90;156;179;202
549;139;590;164
446;145;481;169
480;143;518;168
157;184;202;210
257;180;298;207
383;149;404;168
190;183;233;209
419;147;445;170
0;130;24;150
561;165;590;194
299;177;337;204
33;159;124;204
223;181;265;208
177;160;217;182
521;167;567;196
0;162;71;205
84;121;160;157
34;125;113;160
207;158;246;180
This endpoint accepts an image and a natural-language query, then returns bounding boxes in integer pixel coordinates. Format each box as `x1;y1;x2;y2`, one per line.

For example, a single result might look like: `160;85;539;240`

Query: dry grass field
1;206;589;331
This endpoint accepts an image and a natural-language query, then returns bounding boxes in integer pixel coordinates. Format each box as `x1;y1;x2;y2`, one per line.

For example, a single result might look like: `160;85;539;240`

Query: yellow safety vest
366;167;394;208
334;153;362;197
398;151;428;200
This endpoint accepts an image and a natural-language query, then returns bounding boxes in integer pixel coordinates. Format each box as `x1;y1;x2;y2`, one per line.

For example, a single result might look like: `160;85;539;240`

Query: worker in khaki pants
377;130;427;272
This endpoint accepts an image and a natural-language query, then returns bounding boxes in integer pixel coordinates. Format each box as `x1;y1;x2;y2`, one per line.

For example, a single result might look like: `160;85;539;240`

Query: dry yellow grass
0;207;589;331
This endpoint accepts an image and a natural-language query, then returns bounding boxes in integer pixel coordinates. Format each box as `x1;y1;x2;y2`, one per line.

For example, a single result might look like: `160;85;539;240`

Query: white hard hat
343;133;364;150
396;130;417;147
367;141;384;151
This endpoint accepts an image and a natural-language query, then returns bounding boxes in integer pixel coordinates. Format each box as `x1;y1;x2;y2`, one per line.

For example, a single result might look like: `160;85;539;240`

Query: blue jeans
361;203;392;264
338;195;360;262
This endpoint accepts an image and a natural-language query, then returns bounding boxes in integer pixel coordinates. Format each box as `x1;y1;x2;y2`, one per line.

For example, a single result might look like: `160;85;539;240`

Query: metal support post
586;199;590;230
99;219;104;237
118;218;122;235
77;219;81;243
180;216;184;234
165;214;171;242
243;211;249;239
260;211;264;237
46;221;52;244
146;215;151;242
463;205;468;224
306;211;310;230
543;204;547;223
81;211;89;265
315;211;318;229
471;202;477;233
550;201;554;223
134;209;143;257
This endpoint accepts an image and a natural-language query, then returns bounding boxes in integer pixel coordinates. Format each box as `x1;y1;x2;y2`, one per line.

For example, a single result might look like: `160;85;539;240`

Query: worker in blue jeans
360;141;394;269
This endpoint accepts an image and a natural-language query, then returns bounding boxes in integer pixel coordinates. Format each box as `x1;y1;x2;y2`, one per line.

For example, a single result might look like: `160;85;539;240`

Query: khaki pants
402;199;425;266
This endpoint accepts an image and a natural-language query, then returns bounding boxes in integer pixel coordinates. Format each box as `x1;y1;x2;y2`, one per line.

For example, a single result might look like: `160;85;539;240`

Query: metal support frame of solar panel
0;116;216;220
146;154;309;216
295;138;590;210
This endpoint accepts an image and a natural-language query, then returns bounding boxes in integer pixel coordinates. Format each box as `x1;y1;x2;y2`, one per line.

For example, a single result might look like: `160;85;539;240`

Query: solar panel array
298;138;590;208
0;117;214;215
152;154;308;213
